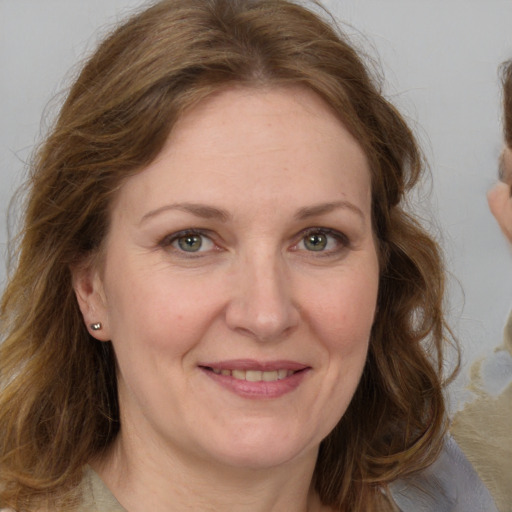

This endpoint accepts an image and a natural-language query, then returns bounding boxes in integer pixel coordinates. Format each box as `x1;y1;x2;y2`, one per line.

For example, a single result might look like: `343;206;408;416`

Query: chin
211;445;316;471
193;420;323;471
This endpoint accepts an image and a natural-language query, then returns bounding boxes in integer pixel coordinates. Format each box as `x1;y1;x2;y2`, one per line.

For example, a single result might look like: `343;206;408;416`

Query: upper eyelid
161;228;215;246
297;227;349;241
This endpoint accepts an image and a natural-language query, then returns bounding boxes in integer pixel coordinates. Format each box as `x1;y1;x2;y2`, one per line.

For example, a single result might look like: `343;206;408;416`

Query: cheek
104;259;228;354
302;271;378;438
305;270;378;350
103;269;223;407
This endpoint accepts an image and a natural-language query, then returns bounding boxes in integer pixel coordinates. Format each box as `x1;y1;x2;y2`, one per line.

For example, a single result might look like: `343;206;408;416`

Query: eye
303;232;329;251
176;234;204;252
161;230;216;254
295;228;348;254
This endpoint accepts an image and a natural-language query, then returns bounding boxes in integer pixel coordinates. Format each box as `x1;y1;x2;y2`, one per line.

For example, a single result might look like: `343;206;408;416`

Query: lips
199;360;310;398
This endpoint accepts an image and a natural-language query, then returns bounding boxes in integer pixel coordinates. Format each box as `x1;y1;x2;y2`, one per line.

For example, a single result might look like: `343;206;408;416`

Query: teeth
210;368;295;381
232;369;246;380
262;371;278;382
246;370;262;382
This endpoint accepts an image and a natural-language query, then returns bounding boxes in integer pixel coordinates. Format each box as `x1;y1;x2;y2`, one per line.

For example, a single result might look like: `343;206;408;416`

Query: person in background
448;61;512;512
489;61;512;244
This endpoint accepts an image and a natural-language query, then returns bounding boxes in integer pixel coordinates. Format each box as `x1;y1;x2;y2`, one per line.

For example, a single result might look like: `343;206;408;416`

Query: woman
0;1;454;511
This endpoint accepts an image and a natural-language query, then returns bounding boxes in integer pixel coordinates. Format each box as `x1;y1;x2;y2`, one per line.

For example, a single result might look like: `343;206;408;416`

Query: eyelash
159;227;350;257
293;227;350;256
159;229;216;254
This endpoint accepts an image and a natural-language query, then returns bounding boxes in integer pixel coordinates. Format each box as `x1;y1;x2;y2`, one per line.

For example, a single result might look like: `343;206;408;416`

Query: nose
225;252;300;342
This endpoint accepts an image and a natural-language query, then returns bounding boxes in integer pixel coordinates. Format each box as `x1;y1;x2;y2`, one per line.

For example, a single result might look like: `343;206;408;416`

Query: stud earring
90;322;102;331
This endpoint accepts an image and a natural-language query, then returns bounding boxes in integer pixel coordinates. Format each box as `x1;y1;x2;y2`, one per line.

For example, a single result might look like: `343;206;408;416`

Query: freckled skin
73;86;379;512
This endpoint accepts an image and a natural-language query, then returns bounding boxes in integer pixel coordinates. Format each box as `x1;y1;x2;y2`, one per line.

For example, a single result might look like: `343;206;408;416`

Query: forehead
169;85;359;153
111;85;372;221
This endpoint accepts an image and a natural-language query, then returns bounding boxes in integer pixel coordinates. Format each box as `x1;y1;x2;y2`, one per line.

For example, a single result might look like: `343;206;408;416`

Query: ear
71;261;111;341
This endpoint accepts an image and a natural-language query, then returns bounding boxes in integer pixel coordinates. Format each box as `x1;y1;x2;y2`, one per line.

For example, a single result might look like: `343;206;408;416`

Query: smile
209;368;296;382
199;360;310;399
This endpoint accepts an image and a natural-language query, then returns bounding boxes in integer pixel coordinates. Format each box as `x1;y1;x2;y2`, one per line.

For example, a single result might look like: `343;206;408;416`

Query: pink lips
199;359;310;399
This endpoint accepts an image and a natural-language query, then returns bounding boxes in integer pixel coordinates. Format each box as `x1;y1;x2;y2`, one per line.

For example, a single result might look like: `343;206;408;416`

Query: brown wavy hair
0;0;456;510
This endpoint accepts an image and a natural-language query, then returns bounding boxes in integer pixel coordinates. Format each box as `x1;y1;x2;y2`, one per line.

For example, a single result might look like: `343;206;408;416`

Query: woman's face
488;145;512;242
76;86;379;470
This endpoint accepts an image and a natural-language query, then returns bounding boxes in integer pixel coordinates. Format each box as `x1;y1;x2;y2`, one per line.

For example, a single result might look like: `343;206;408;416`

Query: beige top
450;311;512;512
77;467;126;512
77;454;497;512
0;470;126;512
0;448;498;512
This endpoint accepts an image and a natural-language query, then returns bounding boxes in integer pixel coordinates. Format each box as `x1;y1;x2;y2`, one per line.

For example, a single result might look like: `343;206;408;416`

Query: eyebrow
140;199;365;225
294;200;365;222
140;203;231;224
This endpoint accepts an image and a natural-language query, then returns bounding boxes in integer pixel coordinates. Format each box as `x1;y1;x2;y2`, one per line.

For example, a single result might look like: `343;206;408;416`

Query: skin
73;86;380;512
487;146;512;242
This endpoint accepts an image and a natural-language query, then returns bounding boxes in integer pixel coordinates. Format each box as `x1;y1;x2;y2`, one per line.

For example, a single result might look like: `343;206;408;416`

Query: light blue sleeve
390;435;499;512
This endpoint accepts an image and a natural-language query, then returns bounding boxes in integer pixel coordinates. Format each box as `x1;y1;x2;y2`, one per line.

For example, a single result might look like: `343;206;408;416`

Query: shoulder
0;467;125;512
390;436;499;512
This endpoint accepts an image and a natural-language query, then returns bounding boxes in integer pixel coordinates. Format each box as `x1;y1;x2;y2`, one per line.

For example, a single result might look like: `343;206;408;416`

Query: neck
93;428;324;512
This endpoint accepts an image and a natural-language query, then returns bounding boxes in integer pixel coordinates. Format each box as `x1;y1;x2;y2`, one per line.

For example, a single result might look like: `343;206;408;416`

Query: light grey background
1;0;512;409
